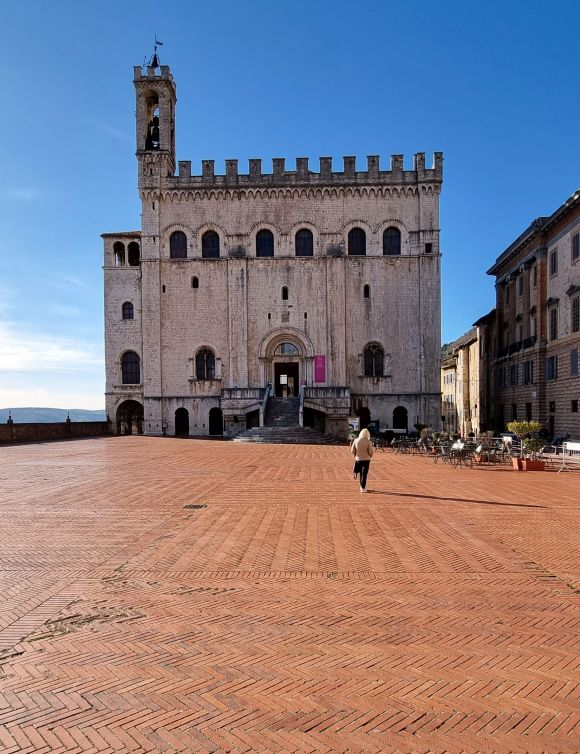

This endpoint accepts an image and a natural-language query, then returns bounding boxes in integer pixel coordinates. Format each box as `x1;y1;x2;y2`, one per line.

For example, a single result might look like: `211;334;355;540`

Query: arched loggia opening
393;406;408;433
209;407;223;436
116;400;143;435
175;407;189;436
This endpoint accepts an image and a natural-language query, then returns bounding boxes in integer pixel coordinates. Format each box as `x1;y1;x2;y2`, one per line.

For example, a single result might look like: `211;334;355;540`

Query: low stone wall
0;421;113;444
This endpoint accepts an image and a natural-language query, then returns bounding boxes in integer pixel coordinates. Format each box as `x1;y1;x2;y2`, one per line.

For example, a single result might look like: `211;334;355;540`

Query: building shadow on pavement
366;490;546;509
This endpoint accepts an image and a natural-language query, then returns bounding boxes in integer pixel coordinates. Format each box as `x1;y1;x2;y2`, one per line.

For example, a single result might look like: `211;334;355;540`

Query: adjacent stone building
487;189;580;438
440;328;480;436
103;60;443;439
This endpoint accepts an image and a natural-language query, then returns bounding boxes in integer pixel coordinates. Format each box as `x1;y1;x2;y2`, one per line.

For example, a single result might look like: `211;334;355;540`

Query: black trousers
358;460;370;489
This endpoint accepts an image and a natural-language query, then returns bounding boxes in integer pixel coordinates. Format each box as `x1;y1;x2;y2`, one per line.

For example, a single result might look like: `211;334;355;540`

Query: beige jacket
351;437;374;461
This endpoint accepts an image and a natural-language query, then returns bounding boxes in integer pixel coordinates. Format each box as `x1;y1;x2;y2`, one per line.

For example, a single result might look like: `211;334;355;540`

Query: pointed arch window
295;228;313;256
121;351;141;384
170;231;187;259
348;228;366;256
256;229;274;257
196;348;215;380
122;302;134;320
202;230;220;258
364;344;384;377
383;227;401;255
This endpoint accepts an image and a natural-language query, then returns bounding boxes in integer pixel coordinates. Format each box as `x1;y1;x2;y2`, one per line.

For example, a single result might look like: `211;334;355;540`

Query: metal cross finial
150;36;164;69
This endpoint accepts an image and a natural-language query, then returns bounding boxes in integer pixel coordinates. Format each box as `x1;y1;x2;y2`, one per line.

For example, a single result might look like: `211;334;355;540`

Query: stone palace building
103;60;443;440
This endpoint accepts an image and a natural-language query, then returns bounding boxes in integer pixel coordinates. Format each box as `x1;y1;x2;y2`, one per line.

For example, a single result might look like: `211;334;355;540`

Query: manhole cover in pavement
183;504;208;510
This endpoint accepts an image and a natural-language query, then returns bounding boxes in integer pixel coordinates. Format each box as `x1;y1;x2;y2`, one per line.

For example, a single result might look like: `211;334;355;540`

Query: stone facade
103;62;443;440
440;328;481;436
487;189;580;438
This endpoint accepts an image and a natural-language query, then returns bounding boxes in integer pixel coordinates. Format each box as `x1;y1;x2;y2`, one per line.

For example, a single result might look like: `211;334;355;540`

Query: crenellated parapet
142;153;442;190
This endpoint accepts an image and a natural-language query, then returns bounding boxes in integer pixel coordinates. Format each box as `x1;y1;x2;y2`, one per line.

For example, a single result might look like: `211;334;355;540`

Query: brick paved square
0;437;579;753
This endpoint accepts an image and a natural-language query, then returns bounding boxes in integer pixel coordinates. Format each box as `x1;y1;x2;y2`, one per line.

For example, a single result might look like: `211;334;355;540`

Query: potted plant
506;421;542;471
521;437;546;471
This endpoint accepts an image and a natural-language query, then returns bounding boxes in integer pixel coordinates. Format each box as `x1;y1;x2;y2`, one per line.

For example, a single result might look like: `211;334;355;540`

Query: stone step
233;425;340;445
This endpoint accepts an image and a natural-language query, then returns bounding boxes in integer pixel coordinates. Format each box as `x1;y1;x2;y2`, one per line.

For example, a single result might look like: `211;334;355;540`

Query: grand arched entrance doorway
116;400;144;435
272;341;302;397
259;328;315;396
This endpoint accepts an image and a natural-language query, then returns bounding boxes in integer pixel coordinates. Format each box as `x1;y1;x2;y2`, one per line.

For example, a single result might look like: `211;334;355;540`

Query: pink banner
314;355;326;383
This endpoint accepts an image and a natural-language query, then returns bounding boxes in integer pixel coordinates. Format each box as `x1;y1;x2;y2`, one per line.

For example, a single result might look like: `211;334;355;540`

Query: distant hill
0;408;107;423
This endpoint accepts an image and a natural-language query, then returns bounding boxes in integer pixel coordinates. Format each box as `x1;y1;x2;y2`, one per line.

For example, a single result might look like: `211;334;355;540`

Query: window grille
295;228;313;256
256;229;274;257
122;302;134;320
170;231;187;259
383;227;401;255
202;231;220;258
348;228;366;256
121;351;140;384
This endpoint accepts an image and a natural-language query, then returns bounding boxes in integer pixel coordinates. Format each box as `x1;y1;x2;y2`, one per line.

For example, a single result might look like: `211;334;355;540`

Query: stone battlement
162;153;442;188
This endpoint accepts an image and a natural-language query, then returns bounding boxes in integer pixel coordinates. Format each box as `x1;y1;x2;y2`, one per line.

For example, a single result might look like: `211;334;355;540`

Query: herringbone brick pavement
0;437;579;753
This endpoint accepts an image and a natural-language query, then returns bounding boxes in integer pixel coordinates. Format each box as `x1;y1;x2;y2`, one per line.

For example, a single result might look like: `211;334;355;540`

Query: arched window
295;228;313;256
202;230;220;259
274;342;299;356
121;351;140;384
127;241;140;266
122;302;134;320
363;284;370;299
256;229;274;257
191;276;199;289
348;228;366;256
170;231;187;259
196;348;215;380
113;241;125;266
364;344;384;377
383;227;401;255
282;286;288;301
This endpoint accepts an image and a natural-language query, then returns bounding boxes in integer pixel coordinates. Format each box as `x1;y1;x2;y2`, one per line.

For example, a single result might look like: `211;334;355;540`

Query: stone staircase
265;397;300;427
233;396;340;444
233;426;333;444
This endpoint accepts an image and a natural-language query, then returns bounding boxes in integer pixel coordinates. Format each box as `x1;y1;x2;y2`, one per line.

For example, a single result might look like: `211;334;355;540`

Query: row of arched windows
114;241;140;266
120;344;385;384
167;226;403;259
120;347;217;384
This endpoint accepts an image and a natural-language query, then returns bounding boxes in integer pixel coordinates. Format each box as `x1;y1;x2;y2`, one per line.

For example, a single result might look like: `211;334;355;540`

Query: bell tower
133;53;177;184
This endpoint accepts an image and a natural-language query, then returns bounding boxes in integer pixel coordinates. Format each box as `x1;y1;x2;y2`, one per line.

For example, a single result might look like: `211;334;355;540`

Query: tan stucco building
103;61;443;440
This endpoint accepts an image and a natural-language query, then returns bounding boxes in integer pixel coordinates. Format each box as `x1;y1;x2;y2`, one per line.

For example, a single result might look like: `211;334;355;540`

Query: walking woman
351;428;374;492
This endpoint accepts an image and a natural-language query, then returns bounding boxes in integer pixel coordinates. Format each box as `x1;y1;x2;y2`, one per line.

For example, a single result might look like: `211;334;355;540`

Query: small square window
425;242;433;253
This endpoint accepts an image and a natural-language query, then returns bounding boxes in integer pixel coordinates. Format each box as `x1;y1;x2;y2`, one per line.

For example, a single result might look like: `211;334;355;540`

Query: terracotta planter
512;457;523;470
521;459;545;471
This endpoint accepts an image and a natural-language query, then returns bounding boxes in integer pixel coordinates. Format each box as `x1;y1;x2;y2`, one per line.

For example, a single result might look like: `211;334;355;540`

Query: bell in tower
145;113;160;151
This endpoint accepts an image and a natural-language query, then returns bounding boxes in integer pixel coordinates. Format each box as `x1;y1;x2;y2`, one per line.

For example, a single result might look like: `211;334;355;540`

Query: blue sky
1;0;579;410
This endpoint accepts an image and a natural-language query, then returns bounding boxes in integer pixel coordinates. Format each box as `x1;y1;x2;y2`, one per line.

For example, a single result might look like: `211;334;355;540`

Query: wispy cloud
48;304;82;318
4;188;42;201
0;321;102;373
91;119;130;143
